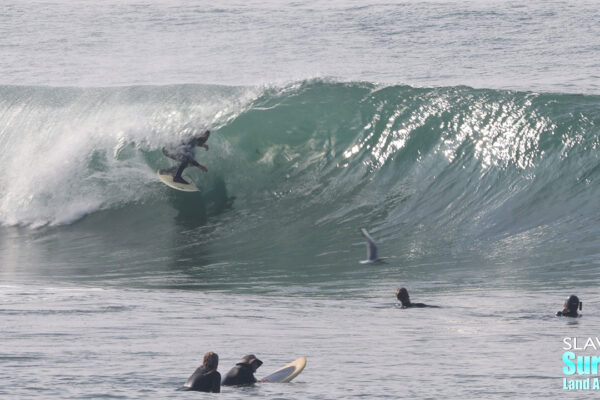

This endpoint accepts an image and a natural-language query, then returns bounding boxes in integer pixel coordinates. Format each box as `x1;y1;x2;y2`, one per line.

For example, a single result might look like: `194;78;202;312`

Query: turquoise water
1;1;600;398
1;82;599;291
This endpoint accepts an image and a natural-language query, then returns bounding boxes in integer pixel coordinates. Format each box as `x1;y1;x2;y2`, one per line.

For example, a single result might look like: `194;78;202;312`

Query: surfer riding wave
162;130;210;184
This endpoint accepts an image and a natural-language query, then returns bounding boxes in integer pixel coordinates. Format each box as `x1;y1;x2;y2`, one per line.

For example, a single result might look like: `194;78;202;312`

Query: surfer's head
195;130;210;144
396;287;410;306
562;295;581;317
202;352;219;372
239;354;263;372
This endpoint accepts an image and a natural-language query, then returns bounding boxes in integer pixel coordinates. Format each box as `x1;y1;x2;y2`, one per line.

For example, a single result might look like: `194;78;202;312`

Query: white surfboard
261;357;306;383
157;170;199;192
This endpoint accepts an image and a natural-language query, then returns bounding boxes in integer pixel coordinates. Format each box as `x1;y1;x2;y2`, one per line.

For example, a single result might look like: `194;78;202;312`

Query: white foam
0;85;259;227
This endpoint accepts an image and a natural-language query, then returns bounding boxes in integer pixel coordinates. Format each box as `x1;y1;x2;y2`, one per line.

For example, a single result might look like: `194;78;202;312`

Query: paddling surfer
396;287;439;308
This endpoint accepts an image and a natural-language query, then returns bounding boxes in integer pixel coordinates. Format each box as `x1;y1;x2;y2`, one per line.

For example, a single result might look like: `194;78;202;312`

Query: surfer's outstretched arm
189;159;208;172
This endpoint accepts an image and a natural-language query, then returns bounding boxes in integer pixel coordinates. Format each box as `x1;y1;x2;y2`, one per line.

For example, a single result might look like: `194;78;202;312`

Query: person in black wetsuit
556;295;582;317
180;351;221;392
396;287;439;308
162;130;210;184
221;354;263;386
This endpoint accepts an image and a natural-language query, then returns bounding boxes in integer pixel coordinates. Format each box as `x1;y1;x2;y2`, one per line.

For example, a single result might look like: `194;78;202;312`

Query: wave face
1;81;600;288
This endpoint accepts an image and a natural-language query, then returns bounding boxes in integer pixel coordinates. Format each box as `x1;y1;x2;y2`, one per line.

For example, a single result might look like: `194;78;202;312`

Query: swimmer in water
556;295;582;317
221;354;263;386
396;287;439;308
162;130;210;184
180;351;221;392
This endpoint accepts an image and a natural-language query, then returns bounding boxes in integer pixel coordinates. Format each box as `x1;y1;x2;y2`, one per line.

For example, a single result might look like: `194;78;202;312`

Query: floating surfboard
157;169;199;192
261;357;306;383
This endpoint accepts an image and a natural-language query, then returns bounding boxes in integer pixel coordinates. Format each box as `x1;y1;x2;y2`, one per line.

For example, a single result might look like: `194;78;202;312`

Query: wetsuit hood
565;295;581;312
194;130;210;144
237;354;263;368
557;295;582;317
396;287;411;306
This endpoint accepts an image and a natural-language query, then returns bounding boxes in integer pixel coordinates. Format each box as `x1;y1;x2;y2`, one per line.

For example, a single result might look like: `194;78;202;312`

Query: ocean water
1;1;600;399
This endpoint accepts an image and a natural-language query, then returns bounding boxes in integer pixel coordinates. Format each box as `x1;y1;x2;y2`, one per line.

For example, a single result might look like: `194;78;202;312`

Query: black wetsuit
400;302;439;309
162;142;195;179
162;136;207;182
556;311;579;317
221;363;257;386
404;302;427;308
183;366;221;392
557;295;581;317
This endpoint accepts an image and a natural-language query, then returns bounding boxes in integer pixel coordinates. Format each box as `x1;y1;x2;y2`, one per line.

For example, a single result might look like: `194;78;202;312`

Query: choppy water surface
3;284;600;399
0;0;599;93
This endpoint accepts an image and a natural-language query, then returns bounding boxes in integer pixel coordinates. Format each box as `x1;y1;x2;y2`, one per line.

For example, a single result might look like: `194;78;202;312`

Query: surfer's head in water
242;354;263;372
557;295;581;317
396;287;439;309
396;287;411;306
203;351;219;371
